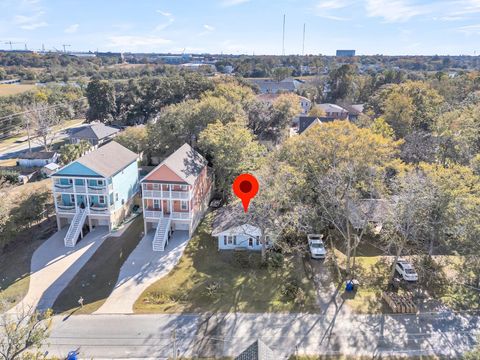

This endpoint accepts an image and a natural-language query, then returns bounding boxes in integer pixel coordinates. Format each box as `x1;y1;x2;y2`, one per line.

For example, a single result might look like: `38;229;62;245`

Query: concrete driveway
8;226;108;314
95;230;190;314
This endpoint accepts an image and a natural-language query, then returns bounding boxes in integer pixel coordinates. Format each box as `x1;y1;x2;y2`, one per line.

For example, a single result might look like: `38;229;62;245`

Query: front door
163;200;171;215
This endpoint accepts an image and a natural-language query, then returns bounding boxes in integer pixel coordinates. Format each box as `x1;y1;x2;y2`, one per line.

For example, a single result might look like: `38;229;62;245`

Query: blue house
51;141;139;247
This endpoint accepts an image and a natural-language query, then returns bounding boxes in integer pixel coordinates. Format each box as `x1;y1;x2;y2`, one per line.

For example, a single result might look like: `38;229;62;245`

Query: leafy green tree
271;93;301;142
272;67;292;82
115;126;148;155
198;121;266;198
327;64;357;102
368;81;444;136
59;140;92;164
86;79;116;123
280;121;401;275
370;117;395;139
308;105;326;117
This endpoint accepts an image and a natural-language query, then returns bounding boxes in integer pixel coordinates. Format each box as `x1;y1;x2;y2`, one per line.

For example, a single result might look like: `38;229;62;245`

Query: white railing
171;212;191;219
143;190;190;200
144;210;162;219
74;184;87;193
87;186;108;194
57;205;76;214
89;206;109;214
144;210;191;220
54;184;73;193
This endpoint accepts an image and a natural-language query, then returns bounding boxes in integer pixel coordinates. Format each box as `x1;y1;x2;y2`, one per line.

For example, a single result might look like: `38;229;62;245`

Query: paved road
45;311;479;359
0;123;86;160
8;227;108;314
95;230;190;314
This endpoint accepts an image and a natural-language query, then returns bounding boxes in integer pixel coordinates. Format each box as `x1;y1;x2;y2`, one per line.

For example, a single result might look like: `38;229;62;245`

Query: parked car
395;260;418;281
308;234;326;259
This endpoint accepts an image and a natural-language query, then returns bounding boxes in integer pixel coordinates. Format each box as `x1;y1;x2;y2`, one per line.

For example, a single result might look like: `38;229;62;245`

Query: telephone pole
172;329;177;360
282;14;286;56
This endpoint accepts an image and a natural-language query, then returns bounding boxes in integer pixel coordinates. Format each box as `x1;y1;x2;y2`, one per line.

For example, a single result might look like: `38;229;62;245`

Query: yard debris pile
382;291;418;313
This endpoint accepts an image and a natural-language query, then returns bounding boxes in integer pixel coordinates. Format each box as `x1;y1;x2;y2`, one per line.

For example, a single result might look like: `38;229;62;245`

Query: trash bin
345;280;354;292
67;351;78;360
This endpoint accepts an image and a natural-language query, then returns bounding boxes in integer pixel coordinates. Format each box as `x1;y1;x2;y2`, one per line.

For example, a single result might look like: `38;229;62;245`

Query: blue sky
1;0;480;55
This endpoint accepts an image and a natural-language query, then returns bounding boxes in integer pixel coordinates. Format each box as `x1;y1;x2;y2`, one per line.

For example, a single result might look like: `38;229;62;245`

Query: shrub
281;277;302;302
0;169;19;184
144;291;170;305
268;252;284;269
204;280;221;298
234;250;253;268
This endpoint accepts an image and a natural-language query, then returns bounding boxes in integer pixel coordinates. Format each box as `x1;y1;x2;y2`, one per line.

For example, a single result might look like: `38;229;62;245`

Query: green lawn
0;217;56;310
134;213;318;313
51;215;144;314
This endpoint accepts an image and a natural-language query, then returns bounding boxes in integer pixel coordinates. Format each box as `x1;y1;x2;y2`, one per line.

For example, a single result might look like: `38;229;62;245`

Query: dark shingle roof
298;116;334;134
71;123;120;141
19;151;57;160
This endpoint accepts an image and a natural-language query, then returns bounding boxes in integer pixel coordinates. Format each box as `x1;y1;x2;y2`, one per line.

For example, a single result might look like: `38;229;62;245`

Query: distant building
250;78;302;94
256;93;311;115
42;162;60;177
336;50;356;57
69;123;120;148
297;116;335;134
318;103;349;119
17;151;58;168
342;104;364;121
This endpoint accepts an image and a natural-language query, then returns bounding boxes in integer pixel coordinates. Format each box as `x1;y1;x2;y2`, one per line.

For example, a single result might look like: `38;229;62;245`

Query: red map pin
233;173;259;213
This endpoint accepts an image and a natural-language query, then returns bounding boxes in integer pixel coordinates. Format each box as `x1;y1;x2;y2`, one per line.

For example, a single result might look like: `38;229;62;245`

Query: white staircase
152;217;171;251
64;209;87;247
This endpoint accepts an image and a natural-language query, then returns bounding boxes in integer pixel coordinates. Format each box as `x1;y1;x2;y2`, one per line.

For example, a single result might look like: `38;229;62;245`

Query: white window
115;193;119;201
180;185;188;191
99;196;105;204
153;183;159;190
265;235;271;245
256;236;260;246
70;194;75;203
226;235;235;245
153;199;160;209
181;201;188;210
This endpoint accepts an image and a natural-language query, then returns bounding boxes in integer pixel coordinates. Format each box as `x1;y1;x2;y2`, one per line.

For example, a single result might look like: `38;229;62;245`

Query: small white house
41;162;60;177
17;151;58;168
212;207;272;251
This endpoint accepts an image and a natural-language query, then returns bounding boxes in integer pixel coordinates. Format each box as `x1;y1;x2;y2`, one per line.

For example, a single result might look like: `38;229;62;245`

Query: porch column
56;214;61;231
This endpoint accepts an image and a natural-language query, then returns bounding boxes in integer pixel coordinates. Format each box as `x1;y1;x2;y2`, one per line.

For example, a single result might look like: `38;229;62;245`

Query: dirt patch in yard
51;215;144;314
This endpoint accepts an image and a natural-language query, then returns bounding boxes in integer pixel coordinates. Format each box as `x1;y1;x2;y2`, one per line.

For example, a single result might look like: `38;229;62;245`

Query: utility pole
25;115;32;152
62;44;71;53
282;14;286;56
172;329;177;360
